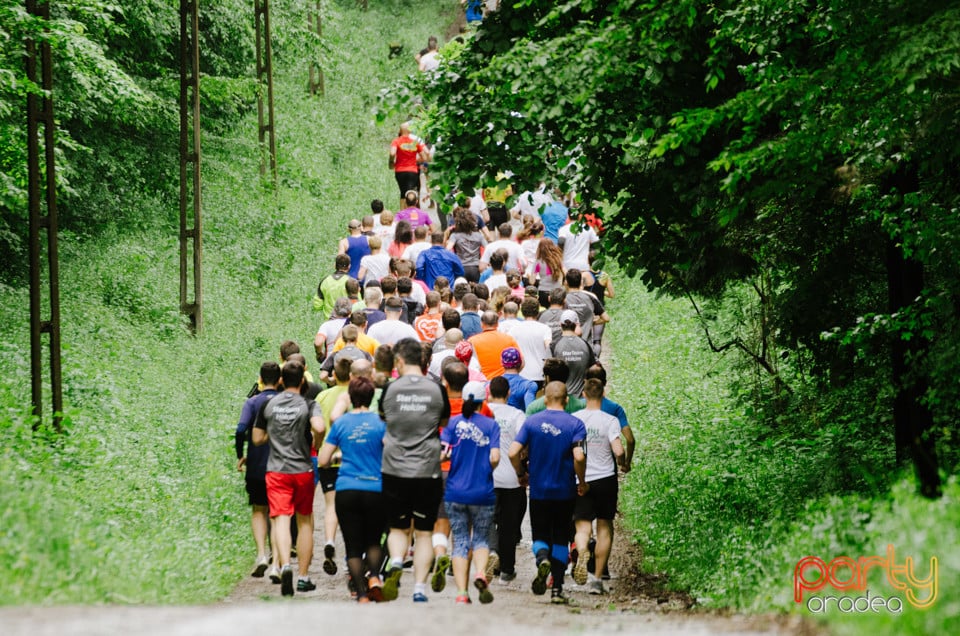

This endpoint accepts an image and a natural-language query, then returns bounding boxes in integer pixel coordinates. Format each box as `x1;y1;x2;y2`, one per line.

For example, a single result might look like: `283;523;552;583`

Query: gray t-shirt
564;290;596;342
552;335;595;397
256;391;320;474
449;231;486;267
539;308;564;348
380;375;450;478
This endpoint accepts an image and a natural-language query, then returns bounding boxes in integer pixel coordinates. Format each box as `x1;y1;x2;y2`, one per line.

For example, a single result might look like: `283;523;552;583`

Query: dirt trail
0;490;812;636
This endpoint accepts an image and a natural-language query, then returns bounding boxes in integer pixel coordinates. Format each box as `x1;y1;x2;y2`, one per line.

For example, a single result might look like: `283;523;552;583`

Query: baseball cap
454;339;474;364
560;310;579;326
501;347;522;369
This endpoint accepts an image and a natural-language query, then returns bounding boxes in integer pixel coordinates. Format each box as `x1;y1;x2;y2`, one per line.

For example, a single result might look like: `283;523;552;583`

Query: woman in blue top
441;396;501;605
318;376;386;603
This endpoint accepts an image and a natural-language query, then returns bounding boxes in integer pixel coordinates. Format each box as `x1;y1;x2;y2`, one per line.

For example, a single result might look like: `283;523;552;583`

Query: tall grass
0;0;457;604
607;274;959;634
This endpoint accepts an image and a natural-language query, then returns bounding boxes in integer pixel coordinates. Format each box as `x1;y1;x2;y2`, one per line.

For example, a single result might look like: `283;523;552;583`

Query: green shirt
525;395;586;416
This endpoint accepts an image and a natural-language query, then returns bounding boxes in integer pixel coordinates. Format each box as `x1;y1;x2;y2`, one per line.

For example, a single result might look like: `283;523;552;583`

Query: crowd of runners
234;165;637;606
235;11;634;606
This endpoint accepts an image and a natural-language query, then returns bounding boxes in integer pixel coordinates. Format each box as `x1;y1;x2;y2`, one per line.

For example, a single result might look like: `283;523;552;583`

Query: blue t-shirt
541;202;569;243
516;409;586;500
442;414;500;505
504;373;538;412
460;312;482;340
235;389;278;480
325;411;386;492
602;397;629;429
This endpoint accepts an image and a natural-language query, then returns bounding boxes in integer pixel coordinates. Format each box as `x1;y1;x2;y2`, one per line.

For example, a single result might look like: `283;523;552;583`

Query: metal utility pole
25;0;63;431
254;0;277;181
308;1;325;96
179;0;203;333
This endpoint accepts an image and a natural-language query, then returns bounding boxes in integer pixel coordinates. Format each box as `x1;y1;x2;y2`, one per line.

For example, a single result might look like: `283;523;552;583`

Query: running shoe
268;565;281;584
484;552;500;581
474;574;494;604
412;591;429;602
531;559;551;596
323;543;338;575
297;577;316;592
347;574;358;598
587;579;605;595
550;587;569;605
367;576;384;603
498;571;517;584
431;554;451;593
280;565;294;597
455;594;471;605
573;549;589;586
252;555;269;578
382;566;403;601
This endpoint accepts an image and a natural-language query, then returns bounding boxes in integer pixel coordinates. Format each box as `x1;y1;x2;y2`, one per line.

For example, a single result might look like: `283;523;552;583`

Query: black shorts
381;473;443;532
573;474;618;521
486;202;508;229
395;171;420;199
245;478;268;507
317;466;339;494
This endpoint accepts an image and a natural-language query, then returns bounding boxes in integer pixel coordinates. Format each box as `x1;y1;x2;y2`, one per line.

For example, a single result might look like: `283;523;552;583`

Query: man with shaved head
508;381;587;605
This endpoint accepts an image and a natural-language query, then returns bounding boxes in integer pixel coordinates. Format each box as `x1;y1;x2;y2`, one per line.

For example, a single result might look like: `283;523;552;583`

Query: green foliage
610;274;955;633
0;0;453;604
401;0;960;479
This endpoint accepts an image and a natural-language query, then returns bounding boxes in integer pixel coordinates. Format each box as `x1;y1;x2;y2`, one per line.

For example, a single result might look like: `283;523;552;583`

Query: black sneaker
280;565;294;597
550;587;569;605
297;578;316;592
323;544;338;575
531;559;551;596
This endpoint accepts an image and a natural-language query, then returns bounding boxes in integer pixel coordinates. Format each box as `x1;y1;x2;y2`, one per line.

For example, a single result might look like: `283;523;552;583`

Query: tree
399;0;960;495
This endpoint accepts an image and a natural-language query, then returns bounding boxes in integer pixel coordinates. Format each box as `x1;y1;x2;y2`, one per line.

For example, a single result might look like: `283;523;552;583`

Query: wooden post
179;0;203;333
255;0;278;180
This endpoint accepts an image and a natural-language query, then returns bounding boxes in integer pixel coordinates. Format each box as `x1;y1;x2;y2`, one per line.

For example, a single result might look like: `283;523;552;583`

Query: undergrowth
608;275;958;635
0;0;456;605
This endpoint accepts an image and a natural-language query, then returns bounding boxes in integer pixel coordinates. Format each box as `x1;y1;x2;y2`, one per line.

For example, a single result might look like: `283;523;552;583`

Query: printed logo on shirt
540;422;562;437
454;420;490;446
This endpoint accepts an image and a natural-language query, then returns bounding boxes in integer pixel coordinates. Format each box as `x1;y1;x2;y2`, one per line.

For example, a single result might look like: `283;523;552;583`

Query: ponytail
462;394;480;420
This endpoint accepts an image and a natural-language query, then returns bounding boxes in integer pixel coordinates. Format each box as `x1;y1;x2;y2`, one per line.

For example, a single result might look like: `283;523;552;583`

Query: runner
571;379;625;594
379;338;451;603
252;361;326;596
508;381;587;605
234;361;281;579
441;391;500;605
317;376;387;603
486;376;527;584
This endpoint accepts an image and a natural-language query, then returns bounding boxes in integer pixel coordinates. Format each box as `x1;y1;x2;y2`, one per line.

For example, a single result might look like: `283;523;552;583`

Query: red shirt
392;135;425;173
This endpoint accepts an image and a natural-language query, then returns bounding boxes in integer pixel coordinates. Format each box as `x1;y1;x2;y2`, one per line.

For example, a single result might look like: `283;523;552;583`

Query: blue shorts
444;501;494;559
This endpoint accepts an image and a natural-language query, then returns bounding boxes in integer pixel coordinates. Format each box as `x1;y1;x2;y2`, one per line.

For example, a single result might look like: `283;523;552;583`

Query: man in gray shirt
379;338;450;602
551;310;595;397
253;360;326;596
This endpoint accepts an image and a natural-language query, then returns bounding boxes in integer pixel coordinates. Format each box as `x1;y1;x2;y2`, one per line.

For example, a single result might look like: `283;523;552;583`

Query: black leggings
492;487;527;575
529;497;576;588
395;171;419;199
336;489;386;598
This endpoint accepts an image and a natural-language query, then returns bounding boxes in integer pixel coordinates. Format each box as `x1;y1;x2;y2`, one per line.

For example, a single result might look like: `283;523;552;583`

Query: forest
1;1;957;634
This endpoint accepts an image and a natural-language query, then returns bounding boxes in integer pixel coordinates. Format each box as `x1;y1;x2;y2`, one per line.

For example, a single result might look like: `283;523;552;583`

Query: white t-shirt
359;253;391;283
484;273;508;291
403;241;431;265
317;318;347;351
573;408;621;481
374;224;395;252
558;223;599;271
514;188;552;217
367;319;418;346
489;402;527;488
508;319;553;381
419;50;440;72
480;239;525;273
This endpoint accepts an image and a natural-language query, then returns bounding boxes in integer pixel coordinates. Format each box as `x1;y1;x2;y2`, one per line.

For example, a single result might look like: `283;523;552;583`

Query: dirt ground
0;489;819;636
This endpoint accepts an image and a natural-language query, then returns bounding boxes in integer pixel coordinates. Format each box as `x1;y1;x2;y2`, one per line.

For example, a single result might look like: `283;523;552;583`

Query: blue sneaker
413;591;429;602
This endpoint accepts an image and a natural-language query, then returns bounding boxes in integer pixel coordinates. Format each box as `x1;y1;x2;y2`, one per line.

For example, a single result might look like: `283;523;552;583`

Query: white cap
560;310;579;325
